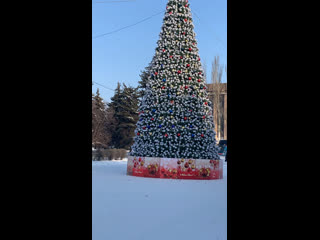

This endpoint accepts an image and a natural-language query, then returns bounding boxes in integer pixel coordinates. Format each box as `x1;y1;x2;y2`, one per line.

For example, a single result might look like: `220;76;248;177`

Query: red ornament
187;64;190;67
177;70;181;74
143;126;146;130
189;109;192;112
193;42;195;45
155;72;158;75
163;49;166;52
185;4;188;7
177;133;181;137
198;79;201;82
200;168;208;177
169;11;172;14
169;55;173;58
162;86;165;89
139;158;142;162
201;134;204;137
180;56;183;59
198;57;201;61
184;162;189;168
204;102;208;105
137;132;140;136
184;19;188;22
188;77;192;80
177;160;181;164
185;86;188;89
189;48;192;51
183;32;186;35
148;164;157;175
203;87;206;90
199;72;202;75
203;116;206;119
151;118;154;121
165;133;168;137
184;117;187;120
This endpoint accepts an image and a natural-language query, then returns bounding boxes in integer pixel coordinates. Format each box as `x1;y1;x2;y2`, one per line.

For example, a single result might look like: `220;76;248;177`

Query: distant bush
119;149;127;159
104;149;127;160
94;148;104;161
104;149;114;160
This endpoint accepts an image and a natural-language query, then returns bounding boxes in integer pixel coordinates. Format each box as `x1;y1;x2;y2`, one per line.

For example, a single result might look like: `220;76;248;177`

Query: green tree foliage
138;57;155;98
108;83;139;149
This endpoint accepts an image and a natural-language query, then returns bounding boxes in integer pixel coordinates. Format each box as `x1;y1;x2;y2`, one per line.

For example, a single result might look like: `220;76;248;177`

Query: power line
93;81;115;91
93;0;136;3
93;10;165;39
191;9;226;50
191;9;201;21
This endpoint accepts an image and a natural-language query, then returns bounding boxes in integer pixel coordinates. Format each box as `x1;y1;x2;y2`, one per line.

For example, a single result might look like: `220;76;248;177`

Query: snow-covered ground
92;158;227;240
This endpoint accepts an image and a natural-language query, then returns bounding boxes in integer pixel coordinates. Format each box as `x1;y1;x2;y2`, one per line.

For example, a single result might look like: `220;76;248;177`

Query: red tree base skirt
127;156;223;180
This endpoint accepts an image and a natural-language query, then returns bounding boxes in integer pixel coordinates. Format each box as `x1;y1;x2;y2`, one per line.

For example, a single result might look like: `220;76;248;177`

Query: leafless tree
208;56;224;141
92;89;116;149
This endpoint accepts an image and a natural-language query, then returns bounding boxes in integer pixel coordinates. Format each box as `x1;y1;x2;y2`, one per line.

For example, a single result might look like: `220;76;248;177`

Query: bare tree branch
210;56;224;141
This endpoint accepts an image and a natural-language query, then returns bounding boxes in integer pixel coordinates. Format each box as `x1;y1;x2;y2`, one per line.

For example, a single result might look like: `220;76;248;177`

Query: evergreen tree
108;83;122;148
109;83;139;149
105;105;117;147
92;92;97;138
138;57;155;98
138;70;149;98
130;0;220;160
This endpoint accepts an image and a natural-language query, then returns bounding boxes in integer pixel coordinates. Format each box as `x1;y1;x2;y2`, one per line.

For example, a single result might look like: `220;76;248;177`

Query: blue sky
92;0;227;103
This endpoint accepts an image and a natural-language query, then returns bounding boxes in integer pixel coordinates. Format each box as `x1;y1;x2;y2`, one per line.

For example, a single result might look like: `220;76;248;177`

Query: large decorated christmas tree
130;0;220;160
128;0;221;180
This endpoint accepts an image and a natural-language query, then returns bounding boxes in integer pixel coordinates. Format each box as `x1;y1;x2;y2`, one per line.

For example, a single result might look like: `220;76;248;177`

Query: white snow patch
92;160;227;240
